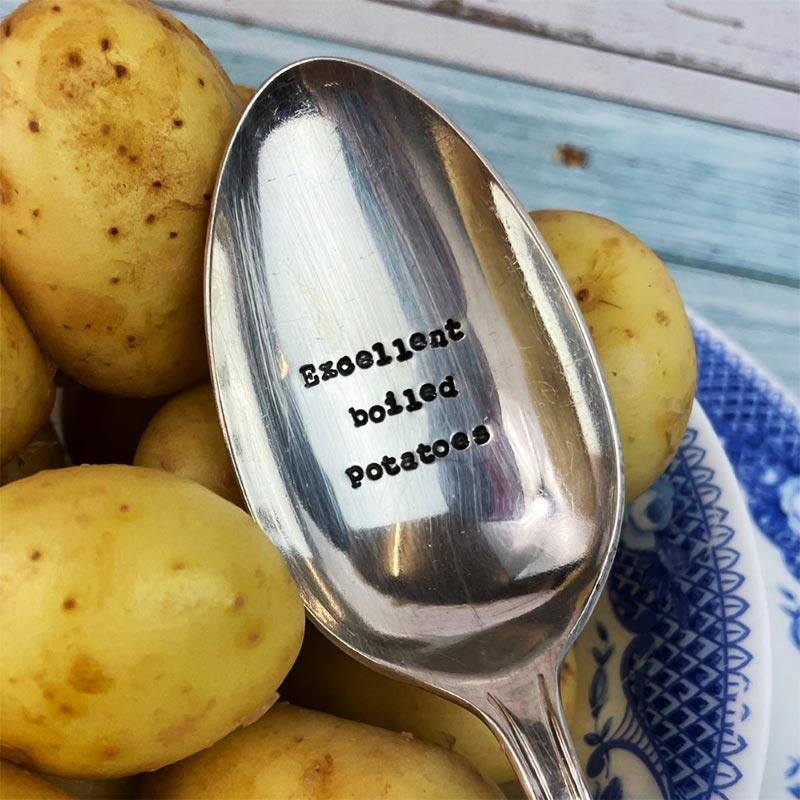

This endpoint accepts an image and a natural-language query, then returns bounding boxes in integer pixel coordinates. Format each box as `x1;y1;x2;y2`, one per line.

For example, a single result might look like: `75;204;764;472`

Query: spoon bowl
207;58;624;799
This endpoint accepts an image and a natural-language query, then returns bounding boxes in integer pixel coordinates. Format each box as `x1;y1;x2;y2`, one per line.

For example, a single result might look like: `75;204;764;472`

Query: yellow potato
281;625;577;786
0;465;304;778
142;704;502;799
0;287;54;464
233;84;254;103
0;0;241;396
531;211;696;500
0;761;74;799
0;423;65;486
134;384;242;506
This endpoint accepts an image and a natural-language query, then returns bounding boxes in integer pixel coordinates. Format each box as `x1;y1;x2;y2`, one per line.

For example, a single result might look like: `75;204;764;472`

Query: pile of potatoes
0;1;696;798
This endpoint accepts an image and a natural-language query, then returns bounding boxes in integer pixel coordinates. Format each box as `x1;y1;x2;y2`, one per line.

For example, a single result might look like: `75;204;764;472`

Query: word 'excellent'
345;425;490;489
299;319;464;388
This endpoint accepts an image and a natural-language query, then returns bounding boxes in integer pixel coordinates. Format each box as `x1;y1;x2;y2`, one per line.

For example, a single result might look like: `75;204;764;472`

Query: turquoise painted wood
172;8;800;395
3;0;796;391
170;10;799;279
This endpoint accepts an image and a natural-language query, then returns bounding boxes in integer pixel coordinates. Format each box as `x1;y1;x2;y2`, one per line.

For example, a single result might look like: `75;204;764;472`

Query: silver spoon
206;58;623;800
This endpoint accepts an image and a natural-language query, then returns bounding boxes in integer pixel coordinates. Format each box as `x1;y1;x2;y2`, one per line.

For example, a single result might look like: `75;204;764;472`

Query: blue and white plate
691;316;800;800
570;319;777;800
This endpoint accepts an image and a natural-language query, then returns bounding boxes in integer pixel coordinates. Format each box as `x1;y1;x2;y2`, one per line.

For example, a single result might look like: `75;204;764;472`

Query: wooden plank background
164;5;800;394
382;0;800;89
0;5;797;797
1;0;796;392
171;0;800;136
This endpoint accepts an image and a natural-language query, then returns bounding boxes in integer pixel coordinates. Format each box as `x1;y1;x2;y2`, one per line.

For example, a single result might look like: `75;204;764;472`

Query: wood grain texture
167;0;799;136
378;0;800;90
158;9;799;278
0;0;795;390
168;7;800;393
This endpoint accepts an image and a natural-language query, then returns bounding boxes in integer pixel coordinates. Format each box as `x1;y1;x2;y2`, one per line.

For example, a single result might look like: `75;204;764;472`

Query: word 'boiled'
344;425;490;489
348;375;458;427
299;319;464;389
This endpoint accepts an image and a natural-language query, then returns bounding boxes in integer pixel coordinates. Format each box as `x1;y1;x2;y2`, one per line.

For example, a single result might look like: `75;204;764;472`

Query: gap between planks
376;0;800;91
0;0;794;389
175;6;800;392
167;0;799;137
161;7;799;286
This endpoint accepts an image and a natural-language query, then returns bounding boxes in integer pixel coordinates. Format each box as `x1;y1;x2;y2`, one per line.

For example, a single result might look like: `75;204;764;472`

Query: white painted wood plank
162;7;799;389
379;0;800;90
159;8;800;286
166;0;800;137
1;0;795;385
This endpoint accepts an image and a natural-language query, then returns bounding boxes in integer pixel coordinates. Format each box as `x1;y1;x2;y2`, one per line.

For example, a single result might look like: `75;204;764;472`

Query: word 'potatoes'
345;425;491;489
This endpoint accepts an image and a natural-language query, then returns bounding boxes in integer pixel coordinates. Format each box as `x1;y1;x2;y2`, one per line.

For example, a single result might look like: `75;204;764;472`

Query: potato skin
233;84;254;103
0;423;65;485
531;211;696;500
142;704;503;799
0;287;54;464
0;465;304;778
0;0;241;396
134;384;242;506
0;761;75;799
281;625;577;786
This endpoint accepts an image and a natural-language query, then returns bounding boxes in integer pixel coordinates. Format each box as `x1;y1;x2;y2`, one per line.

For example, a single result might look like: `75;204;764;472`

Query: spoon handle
481;667;591;800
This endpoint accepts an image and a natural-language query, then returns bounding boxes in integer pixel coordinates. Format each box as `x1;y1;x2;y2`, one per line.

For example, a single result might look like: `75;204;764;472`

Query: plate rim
690;312;800;409
690;400;772;800
690;311;800;800
572;399;772;799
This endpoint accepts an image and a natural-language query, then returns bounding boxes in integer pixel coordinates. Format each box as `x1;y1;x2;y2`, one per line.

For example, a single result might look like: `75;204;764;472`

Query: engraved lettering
439;375;458;398
299;364;319;388
392;337;413;362
348;407;368;427
344;426;492;488
320;361;337;381
402;388;423;412
345;466;364;489
445;318;464;341
337;356;355;376
381;455;401;476
384;391;403;416
429;329;447;348
400;451;417;471
347;376;459;428
296;316;494;490
450;431;469;450
409;332;427;351
300;320;466;388
355;350;374;369
432;439;449;458
472;424;490;445
368;405;386;423
416;443;435;464
419;382;436;402
371;342;393;366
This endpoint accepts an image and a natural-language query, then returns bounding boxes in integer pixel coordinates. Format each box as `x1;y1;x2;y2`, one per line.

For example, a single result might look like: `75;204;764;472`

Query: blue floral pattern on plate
579;413;764;800
691;318;800;798
573;316;800;799
693;321;800;586
572;401;770;800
